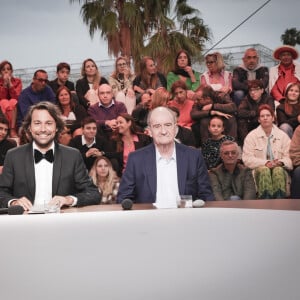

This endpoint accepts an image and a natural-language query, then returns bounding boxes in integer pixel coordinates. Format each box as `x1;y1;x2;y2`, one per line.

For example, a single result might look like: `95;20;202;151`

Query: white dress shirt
155;145;180;209
33;142;54;207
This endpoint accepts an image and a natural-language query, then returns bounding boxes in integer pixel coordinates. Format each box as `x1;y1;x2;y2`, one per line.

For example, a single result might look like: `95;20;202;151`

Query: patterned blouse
202;135;235;169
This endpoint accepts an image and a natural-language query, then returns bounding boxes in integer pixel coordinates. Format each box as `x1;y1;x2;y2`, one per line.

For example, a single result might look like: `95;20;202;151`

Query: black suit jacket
68;135;114;171
0;143;101;208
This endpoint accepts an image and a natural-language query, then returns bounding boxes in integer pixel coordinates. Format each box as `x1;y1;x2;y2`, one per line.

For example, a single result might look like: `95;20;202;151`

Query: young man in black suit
0;101;101;211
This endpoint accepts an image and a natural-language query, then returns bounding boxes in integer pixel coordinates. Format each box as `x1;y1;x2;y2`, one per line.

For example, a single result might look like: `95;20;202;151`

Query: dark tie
34;149;54;164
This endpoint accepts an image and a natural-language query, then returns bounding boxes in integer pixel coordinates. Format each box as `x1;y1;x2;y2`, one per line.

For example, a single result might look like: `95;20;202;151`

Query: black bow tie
34;149;54;164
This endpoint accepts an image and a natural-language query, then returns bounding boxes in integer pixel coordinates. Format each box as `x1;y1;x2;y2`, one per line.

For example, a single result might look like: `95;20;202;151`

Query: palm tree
143;0;211;74
281;28;300;46
70;0;210;74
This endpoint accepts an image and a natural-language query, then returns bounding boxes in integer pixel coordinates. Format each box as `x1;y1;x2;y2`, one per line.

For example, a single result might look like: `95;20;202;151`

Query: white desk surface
1;208;299;300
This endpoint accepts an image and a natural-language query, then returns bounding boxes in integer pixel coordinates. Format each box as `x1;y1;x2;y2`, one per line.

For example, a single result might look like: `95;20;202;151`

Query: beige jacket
242;124;292;170
289;125;300;167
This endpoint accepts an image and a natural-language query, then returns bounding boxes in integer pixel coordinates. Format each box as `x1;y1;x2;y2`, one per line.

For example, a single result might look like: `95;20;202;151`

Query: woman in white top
201;52;232;95
109;56;136;114
242;104;292;198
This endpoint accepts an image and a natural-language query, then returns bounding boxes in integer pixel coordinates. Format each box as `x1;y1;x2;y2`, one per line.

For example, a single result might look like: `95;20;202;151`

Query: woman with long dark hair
167;49;200;98
276;82;300;138
133;56;167;103
111;113;152;173
56;86;87;136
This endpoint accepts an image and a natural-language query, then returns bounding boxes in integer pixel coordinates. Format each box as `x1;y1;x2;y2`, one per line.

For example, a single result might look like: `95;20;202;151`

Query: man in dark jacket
232;48;269;107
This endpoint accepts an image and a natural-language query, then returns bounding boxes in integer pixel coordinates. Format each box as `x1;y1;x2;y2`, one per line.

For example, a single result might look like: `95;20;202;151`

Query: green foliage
70;0;211;73
281;28;300;46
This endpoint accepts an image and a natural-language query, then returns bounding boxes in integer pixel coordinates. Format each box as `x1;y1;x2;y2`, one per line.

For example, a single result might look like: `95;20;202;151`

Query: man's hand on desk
11;197;32;211
50;196;74;208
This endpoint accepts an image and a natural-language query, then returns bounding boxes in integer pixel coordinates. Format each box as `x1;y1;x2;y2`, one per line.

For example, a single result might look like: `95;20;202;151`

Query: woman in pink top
111;113;152;173
0;61;22;137
201;52;232;96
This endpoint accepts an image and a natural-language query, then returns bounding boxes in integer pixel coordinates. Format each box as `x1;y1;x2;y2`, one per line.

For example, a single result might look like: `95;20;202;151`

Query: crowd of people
0;44;300;210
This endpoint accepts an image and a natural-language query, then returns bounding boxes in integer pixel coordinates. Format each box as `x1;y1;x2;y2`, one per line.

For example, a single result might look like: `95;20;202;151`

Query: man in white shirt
0;101;101;211
117;106;214;206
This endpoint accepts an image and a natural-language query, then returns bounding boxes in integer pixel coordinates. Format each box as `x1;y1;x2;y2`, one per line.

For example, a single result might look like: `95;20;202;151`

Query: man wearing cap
269;45;300;102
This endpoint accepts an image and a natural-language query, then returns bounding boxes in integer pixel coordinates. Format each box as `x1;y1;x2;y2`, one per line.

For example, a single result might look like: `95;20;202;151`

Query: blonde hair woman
109;56;136;114
201;52;232;95
75;58;108;109
89;156;120;204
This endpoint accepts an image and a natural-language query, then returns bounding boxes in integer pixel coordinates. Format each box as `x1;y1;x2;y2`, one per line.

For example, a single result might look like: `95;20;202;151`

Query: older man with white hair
117;106;214;207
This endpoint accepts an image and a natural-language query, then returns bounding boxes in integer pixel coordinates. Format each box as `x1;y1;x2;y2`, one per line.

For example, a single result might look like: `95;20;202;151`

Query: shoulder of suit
6;143;30;156
56;144;81;155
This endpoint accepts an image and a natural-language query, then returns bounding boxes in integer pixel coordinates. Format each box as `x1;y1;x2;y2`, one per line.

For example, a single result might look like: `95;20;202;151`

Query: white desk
1;208;300;300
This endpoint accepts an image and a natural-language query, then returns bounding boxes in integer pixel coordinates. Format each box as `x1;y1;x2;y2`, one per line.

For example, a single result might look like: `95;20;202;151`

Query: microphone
121;199;133;210
0;205;25;215
192;199;205;208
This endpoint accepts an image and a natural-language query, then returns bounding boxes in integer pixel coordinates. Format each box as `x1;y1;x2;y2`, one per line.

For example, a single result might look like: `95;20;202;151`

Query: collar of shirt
221;163;240;175
82;135;96;148
155;143;177;163
99;99;115;109
32;141;55;156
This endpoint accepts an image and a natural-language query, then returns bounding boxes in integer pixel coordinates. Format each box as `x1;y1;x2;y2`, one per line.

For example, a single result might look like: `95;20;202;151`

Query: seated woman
111;113;152;174
133;56;167;103
276;82;300;138
56;86;87;136
202;116;235;169
0;60;22;137
168;80;194;129
191;85;237;147
76;58;108;109
167;49;200;98
109;56;136;114
289;125;300;198
242;104;293;199
89;156;120;204
201;52;232;96
237;80;275;144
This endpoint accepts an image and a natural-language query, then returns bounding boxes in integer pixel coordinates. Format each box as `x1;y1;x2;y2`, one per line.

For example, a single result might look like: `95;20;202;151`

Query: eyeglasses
206;60;216;65
35;78;48;83
1;67;12;71
222;151;238;156
117;63;127;67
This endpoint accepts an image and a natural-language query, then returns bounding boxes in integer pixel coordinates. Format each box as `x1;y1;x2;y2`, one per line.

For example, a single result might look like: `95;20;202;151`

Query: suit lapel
176;143;187;195
25;144;36;201
145;144;156;198
52;143;62;195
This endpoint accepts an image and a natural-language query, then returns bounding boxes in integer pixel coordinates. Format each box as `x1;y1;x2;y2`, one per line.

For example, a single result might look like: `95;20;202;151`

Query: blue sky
1;0;299;69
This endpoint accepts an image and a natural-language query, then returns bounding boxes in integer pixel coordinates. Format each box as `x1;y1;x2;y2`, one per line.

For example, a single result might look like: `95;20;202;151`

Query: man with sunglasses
17;69;56;128
209;140;256;200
